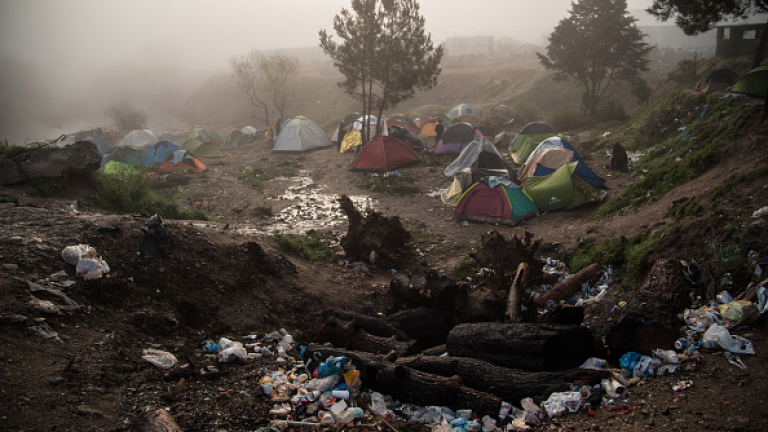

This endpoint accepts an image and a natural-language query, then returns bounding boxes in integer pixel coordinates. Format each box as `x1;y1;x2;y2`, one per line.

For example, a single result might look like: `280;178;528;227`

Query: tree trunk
304;345;502;415
134;409;184;432
324;308;410;341
395;355;606;404
445;322;595;371
317;316;419;357
505;263;529;322
752;18;768;69
384;307;456;348
534;263;603;308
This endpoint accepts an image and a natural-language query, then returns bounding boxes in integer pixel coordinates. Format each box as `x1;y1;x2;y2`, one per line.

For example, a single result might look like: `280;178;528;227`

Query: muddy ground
2;125;768;432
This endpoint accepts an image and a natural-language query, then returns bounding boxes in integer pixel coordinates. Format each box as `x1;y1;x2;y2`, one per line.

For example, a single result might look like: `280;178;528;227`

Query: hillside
2;58;768;431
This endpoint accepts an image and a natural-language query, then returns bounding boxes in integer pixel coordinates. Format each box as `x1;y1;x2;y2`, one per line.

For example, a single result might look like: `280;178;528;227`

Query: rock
76;405;104;417
0;141;101;185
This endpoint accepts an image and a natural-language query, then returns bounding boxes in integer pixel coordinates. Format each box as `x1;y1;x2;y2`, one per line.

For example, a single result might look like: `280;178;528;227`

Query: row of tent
695;65;768;97
441;121;606;225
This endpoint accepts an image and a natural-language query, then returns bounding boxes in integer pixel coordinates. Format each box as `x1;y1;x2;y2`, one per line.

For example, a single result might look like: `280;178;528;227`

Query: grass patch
667;197;703;221
273;231;333;261
359;172;420;195
451;257;477;282
624;227;668;283
567;236;629;273
235;160;299;190
91;172;212;220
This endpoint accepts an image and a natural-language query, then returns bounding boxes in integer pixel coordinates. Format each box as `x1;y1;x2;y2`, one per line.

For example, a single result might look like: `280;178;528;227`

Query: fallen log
324;308;410;341
505;262;529;322
395;355;606;403
317;317;419;357
535;263;603;308
455;285;506;323
384;307;455;348
134;408;184;432
446;322;594;371
539;304;584;325
389;269;460;310
304;345;501;415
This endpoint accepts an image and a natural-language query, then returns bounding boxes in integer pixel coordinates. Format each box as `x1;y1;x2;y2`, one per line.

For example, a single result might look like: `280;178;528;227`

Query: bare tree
105;101;147;131
230;52;271;126
259;52;300;122
230;51;300;126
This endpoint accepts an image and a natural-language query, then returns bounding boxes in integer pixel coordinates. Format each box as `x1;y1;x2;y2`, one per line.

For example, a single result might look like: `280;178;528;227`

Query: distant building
715;23;768;59
443;36;494;56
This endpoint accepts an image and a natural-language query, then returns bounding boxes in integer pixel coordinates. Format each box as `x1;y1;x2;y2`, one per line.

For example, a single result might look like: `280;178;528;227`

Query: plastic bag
633;355;660;377
619;351;642;371
75;258;110;280
758;286;768;314
317;356;348;377
719;300;759;323
543;391;581;417
61;244;96;265
142;348;177;369
702;324;755;355
579;357;607;370
683;307;721;333
218;340;247;362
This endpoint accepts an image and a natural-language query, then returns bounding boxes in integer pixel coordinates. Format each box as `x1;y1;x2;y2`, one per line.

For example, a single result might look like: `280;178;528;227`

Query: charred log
304;345;501;415
396;355;606;403
318;317;419;357
384;307;456;348
535;263;603;308
446;322;594;371
324;308;410;341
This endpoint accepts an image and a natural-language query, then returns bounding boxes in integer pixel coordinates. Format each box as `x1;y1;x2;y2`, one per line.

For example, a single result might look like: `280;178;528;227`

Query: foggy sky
0;0;653;142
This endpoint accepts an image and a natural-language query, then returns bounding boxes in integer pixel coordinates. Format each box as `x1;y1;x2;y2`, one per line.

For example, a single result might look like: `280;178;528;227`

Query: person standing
266;122;275;146
434;121;444;144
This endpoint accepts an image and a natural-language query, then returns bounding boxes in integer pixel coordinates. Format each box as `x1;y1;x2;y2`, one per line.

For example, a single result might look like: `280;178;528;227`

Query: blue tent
87;137;112;155
142;141;180;167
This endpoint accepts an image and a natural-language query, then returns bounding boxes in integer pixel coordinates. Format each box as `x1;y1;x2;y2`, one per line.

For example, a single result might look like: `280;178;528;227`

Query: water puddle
234;174;376;235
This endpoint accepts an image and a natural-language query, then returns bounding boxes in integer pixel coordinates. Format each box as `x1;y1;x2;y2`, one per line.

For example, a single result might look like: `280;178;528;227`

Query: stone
0;141;101;185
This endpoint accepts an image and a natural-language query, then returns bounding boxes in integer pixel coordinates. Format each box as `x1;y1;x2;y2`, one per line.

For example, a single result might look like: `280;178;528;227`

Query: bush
596;99;628;122
91;172;211;220
105;102;147;131
273;231;333;261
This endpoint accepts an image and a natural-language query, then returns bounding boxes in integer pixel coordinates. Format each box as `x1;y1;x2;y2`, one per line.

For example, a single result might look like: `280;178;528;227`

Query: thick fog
0;0;653;143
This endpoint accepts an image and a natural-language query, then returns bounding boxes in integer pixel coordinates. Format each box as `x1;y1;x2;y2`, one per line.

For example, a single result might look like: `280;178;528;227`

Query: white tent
272;117;332;152
117;129;157;148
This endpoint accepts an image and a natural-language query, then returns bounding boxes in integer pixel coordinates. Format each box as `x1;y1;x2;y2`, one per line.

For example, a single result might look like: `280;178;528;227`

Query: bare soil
1;117;768;432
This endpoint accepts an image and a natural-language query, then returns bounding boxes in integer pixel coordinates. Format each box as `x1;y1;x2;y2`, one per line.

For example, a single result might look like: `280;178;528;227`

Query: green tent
109;146;144;167
523;162;602;212
508;122;557;164
732;65;768;98
102;160;139;175
182;138;223;158
186;125;223;144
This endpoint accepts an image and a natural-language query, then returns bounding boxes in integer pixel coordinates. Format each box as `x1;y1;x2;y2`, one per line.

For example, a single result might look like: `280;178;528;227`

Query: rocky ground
1;120;768;431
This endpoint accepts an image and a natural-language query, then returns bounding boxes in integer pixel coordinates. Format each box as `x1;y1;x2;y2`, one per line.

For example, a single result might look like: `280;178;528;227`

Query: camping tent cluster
442;122;605;226
91;127;226;174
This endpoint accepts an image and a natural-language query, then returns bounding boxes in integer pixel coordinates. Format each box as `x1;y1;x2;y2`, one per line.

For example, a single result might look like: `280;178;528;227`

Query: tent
350;136;419;172
186;125;223;144
695;69;738;93
108;145;144;167
158;150;207;173
141;141;180;167
331;112;361;143
87;137;112;155
454;180;538;225
225;126;263;146
386;115;421;135
158;132;178;143
434;123;483;154
273;116;333;152
447;103;482;120
419;114;453;137
388;125;427;154
182;138;223;158
444;136;514;179
508;122;557;164
521;137;604;188
732;65;768;98
102;160;139;175
117;129;157;148
523;162;602;212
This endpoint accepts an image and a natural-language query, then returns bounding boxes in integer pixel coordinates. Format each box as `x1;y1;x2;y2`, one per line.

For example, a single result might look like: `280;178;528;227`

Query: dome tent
350;136;419;172
273;116;332;153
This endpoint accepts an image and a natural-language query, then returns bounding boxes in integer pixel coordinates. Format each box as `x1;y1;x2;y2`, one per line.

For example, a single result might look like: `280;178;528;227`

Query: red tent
350;136;419;172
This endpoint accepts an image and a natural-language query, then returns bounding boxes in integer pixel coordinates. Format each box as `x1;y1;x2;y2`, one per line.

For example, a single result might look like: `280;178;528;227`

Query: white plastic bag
75;258;110;280
61;244;96;265
579;357;607;370
633;355;660;377
218;340;247;362
142;348;177;369
702;324;755;355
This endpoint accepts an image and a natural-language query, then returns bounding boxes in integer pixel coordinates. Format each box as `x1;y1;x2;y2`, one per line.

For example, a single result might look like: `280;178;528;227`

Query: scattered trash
61;244;110;280
672;380;693;392
140;215;171;262
725;352;747;369
142;348;177;369
752;206;768;218
702;324;755;355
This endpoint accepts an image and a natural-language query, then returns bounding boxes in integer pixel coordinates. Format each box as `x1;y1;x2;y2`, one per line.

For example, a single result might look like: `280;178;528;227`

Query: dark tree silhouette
537;0;651;117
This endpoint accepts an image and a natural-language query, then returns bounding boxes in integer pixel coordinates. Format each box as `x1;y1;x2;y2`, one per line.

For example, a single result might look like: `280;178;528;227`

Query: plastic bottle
653;349;680;364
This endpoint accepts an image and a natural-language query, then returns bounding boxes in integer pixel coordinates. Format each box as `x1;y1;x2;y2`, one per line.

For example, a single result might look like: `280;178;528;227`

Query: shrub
91;172;211;220
273;231;333;261
105;102;147;131
547;105;588;131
